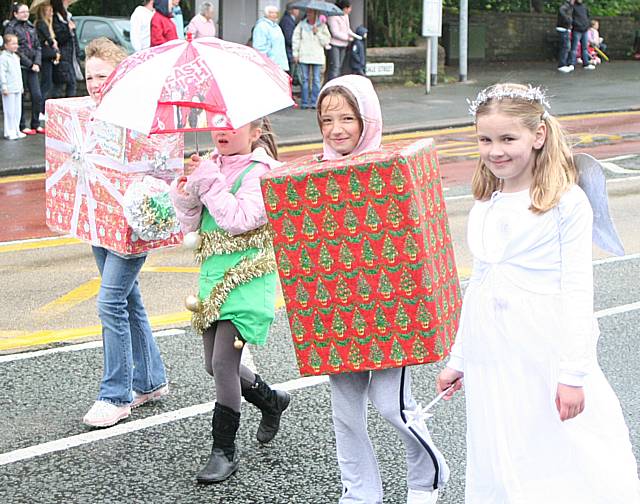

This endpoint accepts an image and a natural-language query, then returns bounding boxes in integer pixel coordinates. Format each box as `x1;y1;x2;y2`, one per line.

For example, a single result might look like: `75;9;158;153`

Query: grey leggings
203;320;256;412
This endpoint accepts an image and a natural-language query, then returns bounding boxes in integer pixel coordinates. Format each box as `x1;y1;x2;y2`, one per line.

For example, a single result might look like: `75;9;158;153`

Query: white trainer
584;64;596;70
131;384;170;408
83;400;131;428
407;488;439;504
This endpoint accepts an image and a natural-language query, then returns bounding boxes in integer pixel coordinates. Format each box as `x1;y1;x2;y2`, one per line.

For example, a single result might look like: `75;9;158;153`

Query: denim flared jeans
92;247;167;406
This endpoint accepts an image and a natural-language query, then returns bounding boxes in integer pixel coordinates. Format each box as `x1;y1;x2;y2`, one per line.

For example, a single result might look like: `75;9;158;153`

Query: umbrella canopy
289;0;344;16
29;0;76;14
94;36;294;135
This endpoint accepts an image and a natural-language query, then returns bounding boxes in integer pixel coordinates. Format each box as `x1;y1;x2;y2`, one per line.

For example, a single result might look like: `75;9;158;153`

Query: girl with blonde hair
437;83;640;503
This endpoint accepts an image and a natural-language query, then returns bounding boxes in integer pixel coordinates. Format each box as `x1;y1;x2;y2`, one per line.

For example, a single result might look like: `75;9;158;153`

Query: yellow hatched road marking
0;173;46;184
0;237;82;254
35;278;101;316
141;266;199;273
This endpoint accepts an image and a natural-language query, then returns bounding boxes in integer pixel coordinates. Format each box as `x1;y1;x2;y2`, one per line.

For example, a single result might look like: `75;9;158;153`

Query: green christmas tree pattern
349;170;364;198
326;174;341;202
386;200;403;228
391;165;406;192
390;338;406;364
305;178;321;205
339;243;355;269
313;312;326;338
417;299;432;329
368;167;385;195
434;333;444;357
282;217;296;242
369;340;384;367
300;247;312;273
378;271;393;299
302;214;318;239
375;306;389;333
348;344;365;370
265;183;279;211
352;307;367;335
291;313;306;342
315;278;331;306
394;302;410;331
356;272;372;301
309;346;322;372
400;269;417;296
322;209;339;237
336;276;352;303
286;180;300;207
296;281;310;307
319;243;334;271
408;199;420;224
403;234;419;261
362;238;377;266
364;202;382;231
381;235;399;264
412;337;428;361
277;249;292;276
344;207;359;234
332;310;347;337
328;343;343;370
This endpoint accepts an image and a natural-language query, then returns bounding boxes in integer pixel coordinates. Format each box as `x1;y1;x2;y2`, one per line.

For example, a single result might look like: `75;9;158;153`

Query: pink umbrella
94;35;294;135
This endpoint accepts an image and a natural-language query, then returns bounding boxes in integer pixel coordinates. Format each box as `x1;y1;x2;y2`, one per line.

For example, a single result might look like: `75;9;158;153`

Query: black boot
196;403;240;484
242;374;290;444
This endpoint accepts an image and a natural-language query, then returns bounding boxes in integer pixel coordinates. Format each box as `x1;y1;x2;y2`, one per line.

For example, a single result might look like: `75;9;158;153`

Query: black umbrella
289;0;344;16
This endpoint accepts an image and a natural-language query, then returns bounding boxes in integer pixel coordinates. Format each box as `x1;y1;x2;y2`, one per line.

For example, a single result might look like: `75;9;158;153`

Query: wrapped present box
261;138;462;376
45;97;184;255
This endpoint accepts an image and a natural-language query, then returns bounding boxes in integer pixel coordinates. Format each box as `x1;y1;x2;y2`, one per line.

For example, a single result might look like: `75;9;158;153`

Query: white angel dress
448;185;640;504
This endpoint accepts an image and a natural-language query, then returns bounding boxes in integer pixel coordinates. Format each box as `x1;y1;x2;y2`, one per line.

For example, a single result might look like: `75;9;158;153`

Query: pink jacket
327;14;358;48
320;75;383;160
186;14;216;39
170;147;281;235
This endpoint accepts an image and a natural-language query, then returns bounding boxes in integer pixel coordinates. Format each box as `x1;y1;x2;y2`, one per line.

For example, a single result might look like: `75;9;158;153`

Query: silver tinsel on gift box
123;176;181;241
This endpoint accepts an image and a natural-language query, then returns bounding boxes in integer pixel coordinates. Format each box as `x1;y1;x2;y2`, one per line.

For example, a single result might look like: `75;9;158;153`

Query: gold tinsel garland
192;248;277;334
194;225;275;263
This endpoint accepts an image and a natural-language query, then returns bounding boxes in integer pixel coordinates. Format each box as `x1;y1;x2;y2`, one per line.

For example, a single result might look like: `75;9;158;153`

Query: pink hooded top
170;147;282;235
320;75;382;161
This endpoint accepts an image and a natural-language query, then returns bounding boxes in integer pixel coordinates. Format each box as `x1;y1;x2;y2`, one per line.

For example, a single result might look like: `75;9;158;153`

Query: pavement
1;60;639;176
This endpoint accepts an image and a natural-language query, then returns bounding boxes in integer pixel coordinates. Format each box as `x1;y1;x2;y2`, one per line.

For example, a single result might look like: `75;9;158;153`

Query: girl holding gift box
316;75;448;504
81;37;169;428
436;83;640;503
169;119;291;484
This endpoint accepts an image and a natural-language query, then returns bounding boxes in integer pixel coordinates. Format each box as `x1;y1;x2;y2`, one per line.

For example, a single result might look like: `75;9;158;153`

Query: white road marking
0;374;328;466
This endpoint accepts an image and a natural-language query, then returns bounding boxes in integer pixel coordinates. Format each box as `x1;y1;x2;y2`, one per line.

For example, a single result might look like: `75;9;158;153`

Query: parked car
74;16;134;58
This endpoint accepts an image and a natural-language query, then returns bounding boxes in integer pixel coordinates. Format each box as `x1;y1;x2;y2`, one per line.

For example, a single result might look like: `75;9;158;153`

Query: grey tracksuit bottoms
329;367;449;504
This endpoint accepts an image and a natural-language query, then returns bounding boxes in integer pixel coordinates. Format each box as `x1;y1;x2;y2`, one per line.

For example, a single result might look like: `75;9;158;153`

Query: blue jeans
557;29;571;68
570;30;590;66
92;247;167;406
327;45;347;80
300;63;322;108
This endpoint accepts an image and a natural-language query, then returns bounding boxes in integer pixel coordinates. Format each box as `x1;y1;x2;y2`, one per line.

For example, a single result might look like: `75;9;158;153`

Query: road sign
422;0;443;37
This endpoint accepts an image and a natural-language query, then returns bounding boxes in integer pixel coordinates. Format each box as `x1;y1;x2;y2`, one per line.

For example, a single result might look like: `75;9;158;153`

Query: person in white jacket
129;0;154;52
292;9;330;109
0;34;25;139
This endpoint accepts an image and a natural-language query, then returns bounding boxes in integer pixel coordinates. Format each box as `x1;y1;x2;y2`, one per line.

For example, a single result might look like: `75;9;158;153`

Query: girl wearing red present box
317;75;448;504
81;38;169;428
436;83;640;503
169;118;290;484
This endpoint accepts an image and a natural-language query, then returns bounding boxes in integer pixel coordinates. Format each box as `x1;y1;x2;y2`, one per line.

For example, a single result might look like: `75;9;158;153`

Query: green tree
391;166;406;191
378;271;393;299
300;247;312;272
408;198;420;224
348;344;365;370
403;234;419;260
291;313;306;342
357;273;372;301
417;299;432;328
386;200;403;228
390;338;406;364
352;307;367;335
375;306;389;332
381;235;399;263
309;346;322;372
302;214;318;239
264;183;279;210
339;243;355;268
365;203;382;231
296;282;310;307
349;170;364;198
326;174;341;201
286;180;300;207
282;217;296;242
369;340;384;367
332;311;347;337
316;279;331;305
412;338;427;361
313;313;326;338
336;276;352;303
400;269;417;296
323;209;339;237
277;249;292;276
394;302;410;330
319;243;334;271
305;178;321;204
368;167;385;195
344;207;359;233
329;344;343;370
362;238;378;266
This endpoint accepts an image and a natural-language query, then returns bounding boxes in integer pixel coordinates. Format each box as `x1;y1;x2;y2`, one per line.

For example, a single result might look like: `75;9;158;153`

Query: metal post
430;35;438;86
459;0;468;82
425;37;431;94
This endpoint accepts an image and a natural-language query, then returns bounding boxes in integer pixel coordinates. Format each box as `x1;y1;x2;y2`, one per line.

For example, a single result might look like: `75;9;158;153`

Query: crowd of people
556;0;606;72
